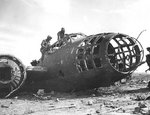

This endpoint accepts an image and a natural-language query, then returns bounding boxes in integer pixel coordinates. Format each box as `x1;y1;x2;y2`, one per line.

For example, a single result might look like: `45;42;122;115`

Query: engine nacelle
0;55;26;98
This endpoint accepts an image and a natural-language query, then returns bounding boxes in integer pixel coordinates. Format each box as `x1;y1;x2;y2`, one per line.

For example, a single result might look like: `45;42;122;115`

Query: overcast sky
0;0;150;71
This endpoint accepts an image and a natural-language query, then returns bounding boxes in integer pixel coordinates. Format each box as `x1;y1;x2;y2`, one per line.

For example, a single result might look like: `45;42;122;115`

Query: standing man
146;47;150;72
40;35;52;61
57;27;67;46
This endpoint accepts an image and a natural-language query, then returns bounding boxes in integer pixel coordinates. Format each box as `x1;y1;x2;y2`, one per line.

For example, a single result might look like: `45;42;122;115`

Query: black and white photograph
0;0;150;114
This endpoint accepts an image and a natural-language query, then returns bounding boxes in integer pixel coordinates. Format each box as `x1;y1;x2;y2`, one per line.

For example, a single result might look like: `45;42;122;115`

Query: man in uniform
146;47;150;72
40;35;52;61
57;27;67;46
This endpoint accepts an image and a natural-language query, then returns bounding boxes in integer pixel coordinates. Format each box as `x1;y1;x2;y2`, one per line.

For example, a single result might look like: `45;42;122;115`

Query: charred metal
0;32;144;98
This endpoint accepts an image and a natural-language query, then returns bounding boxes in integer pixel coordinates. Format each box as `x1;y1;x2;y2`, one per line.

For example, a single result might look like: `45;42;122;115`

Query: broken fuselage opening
75;34;103;72
107;34;144;73
75;33;143;74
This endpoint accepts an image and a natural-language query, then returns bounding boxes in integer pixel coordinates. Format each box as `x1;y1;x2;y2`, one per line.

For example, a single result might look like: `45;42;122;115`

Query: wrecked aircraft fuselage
0;32;144;98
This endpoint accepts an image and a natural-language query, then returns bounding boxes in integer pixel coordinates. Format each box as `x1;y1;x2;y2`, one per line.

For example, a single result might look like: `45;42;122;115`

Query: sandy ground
1;72;150;115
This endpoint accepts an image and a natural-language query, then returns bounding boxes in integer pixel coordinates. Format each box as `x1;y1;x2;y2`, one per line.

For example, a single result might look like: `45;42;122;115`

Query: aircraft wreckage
0;32;144;98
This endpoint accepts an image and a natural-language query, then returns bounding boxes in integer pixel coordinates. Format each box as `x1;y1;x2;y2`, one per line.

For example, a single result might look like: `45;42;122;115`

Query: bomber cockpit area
75;33;144;74
48;33;87;53
107;33;144;73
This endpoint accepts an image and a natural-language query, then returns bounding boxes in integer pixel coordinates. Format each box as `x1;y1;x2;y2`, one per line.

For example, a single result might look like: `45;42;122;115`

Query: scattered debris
32;89;53;100
138;102;147;108
120;78;127;84
122;109;125;113
133;107;141;114
33;94;51;100
80;100;84;103
133;102;148;114
14;96;18;99
87;100;93;105
47;105;76;111
55;98;59;102
37;89;45;96
86;114;92;115
96;109;100;113
133;95;146;101
1;104;9;108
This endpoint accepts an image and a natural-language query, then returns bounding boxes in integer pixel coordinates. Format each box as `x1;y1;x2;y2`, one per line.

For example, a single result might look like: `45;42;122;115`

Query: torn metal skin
0;33;144;98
